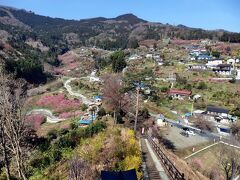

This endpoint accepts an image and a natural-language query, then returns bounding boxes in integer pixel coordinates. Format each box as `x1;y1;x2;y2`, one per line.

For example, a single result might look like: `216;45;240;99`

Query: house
167;89;192;100
90;69;97;76
153;54;161;61
190;49;201;56
192;94;202;101
236;69;240;80
188;64;207;71
94;95;102;105
190;49;208;58
206;60;223;68
227;58;235;65
156;119;167;127
129;54;142;60
206;106;229;117
213;64;232;76
90;77;102;82
146;53;153;59
197;54;212;60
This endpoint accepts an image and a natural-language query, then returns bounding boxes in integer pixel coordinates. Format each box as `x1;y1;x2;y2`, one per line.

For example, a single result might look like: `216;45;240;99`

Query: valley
0;4;240;180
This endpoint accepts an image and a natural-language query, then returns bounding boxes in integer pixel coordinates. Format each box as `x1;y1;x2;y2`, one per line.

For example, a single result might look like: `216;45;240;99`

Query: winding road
27;109;65;123
27;75;96;123
64;77;93;105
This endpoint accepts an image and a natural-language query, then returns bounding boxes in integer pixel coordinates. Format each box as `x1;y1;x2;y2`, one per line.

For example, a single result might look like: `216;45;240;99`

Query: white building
90;76;101;82
206;60;223;68
146;53;153;59
129;54;142;60
227;59;235;66
236;69;240;80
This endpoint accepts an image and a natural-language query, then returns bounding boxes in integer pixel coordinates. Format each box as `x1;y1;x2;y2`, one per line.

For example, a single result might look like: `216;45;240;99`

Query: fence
147;136;185;180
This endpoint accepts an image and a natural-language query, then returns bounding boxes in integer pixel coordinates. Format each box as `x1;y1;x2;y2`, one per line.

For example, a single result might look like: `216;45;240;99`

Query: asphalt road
27;74;97;123
64;77;93;105
27;109;65;123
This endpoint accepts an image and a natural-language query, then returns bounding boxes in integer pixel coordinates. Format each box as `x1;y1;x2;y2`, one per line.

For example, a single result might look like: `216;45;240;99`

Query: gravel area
164;126;211;149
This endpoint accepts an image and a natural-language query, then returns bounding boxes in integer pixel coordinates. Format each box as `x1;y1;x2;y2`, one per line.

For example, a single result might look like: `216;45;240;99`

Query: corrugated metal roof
207;106;229;114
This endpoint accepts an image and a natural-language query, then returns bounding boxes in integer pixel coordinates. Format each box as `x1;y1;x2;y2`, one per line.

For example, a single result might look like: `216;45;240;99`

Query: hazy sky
1;0;240;32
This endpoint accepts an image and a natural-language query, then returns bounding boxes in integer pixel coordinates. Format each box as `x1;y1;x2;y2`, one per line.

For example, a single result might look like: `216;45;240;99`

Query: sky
1;0;240;32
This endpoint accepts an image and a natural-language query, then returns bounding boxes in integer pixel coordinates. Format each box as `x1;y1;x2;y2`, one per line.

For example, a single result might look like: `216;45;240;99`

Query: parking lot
164;126;211;149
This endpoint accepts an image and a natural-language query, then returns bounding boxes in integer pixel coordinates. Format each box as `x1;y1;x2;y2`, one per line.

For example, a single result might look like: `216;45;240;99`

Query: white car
186;130;196;136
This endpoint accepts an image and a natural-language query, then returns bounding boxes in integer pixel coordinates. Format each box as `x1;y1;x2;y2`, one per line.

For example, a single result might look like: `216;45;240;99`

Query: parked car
186;130;196;136
180;131;189;137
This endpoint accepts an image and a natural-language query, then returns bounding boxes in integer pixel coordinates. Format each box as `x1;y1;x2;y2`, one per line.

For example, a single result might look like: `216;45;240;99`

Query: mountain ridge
0;5;238;33
0;5;240;52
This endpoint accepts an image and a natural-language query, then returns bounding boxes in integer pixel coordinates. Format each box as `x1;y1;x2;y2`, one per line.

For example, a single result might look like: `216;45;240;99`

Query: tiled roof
168;89;192;96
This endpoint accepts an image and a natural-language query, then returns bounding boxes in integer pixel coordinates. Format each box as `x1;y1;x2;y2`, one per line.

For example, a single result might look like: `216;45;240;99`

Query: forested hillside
0;6;240;84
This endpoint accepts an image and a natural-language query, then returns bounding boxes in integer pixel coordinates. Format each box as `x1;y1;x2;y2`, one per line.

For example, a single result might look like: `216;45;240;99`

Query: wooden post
113;110;116;124
134;87;140;132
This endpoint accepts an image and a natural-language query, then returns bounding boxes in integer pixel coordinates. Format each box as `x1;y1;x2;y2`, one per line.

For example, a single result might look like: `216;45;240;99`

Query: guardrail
147;136;185;180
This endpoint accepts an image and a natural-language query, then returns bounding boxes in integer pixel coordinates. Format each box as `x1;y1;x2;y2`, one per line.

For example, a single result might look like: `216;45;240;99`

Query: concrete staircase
141;138;163;180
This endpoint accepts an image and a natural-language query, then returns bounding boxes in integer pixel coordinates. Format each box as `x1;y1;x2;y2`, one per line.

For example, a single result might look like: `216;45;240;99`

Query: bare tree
231;121;240;141
0;72;29;180
102;74;129;123
219;144;240;180
193;117;214;132
68;156;91;180
0;116;11;180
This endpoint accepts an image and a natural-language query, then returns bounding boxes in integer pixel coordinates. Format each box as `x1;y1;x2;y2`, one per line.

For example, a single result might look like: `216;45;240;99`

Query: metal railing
147;136;185;180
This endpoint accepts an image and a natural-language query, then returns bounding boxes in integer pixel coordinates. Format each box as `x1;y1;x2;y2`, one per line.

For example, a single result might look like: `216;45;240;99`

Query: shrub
49;146;62;163
47;129;58;141
81;104;88;111
197;82;207;90
57;135;75;149
209;169;224;180
111;51;127;73
58;128;69;136
25;114;46;129
184;84;192;91
70;122;78;130
140;107;150;119
160;86;169;92
30;156;51;169
194;118;214;132
212;51;220;58
229;77;236;84
190;158;203;171
97;107;106;117
37;137;51;152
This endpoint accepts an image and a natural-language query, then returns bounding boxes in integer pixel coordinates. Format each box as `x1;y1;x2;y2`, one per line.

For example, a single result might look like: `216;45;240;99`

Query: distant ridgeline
0;6;240;84
0;6;240;50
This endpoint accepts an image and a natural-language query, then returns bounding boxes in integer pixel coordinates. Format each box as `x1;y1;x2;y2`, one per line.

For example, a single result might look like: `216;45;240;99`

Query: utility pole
134;87;140;132
191;101;194;115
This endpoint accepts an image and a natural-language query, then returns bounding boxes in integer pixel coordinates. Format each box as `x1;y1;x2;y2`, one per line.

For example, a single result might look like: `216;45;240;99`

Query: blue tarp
95;95;102;100
219;127;230;133
101;169;137;180
79;120;91;124
185;112;192;117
